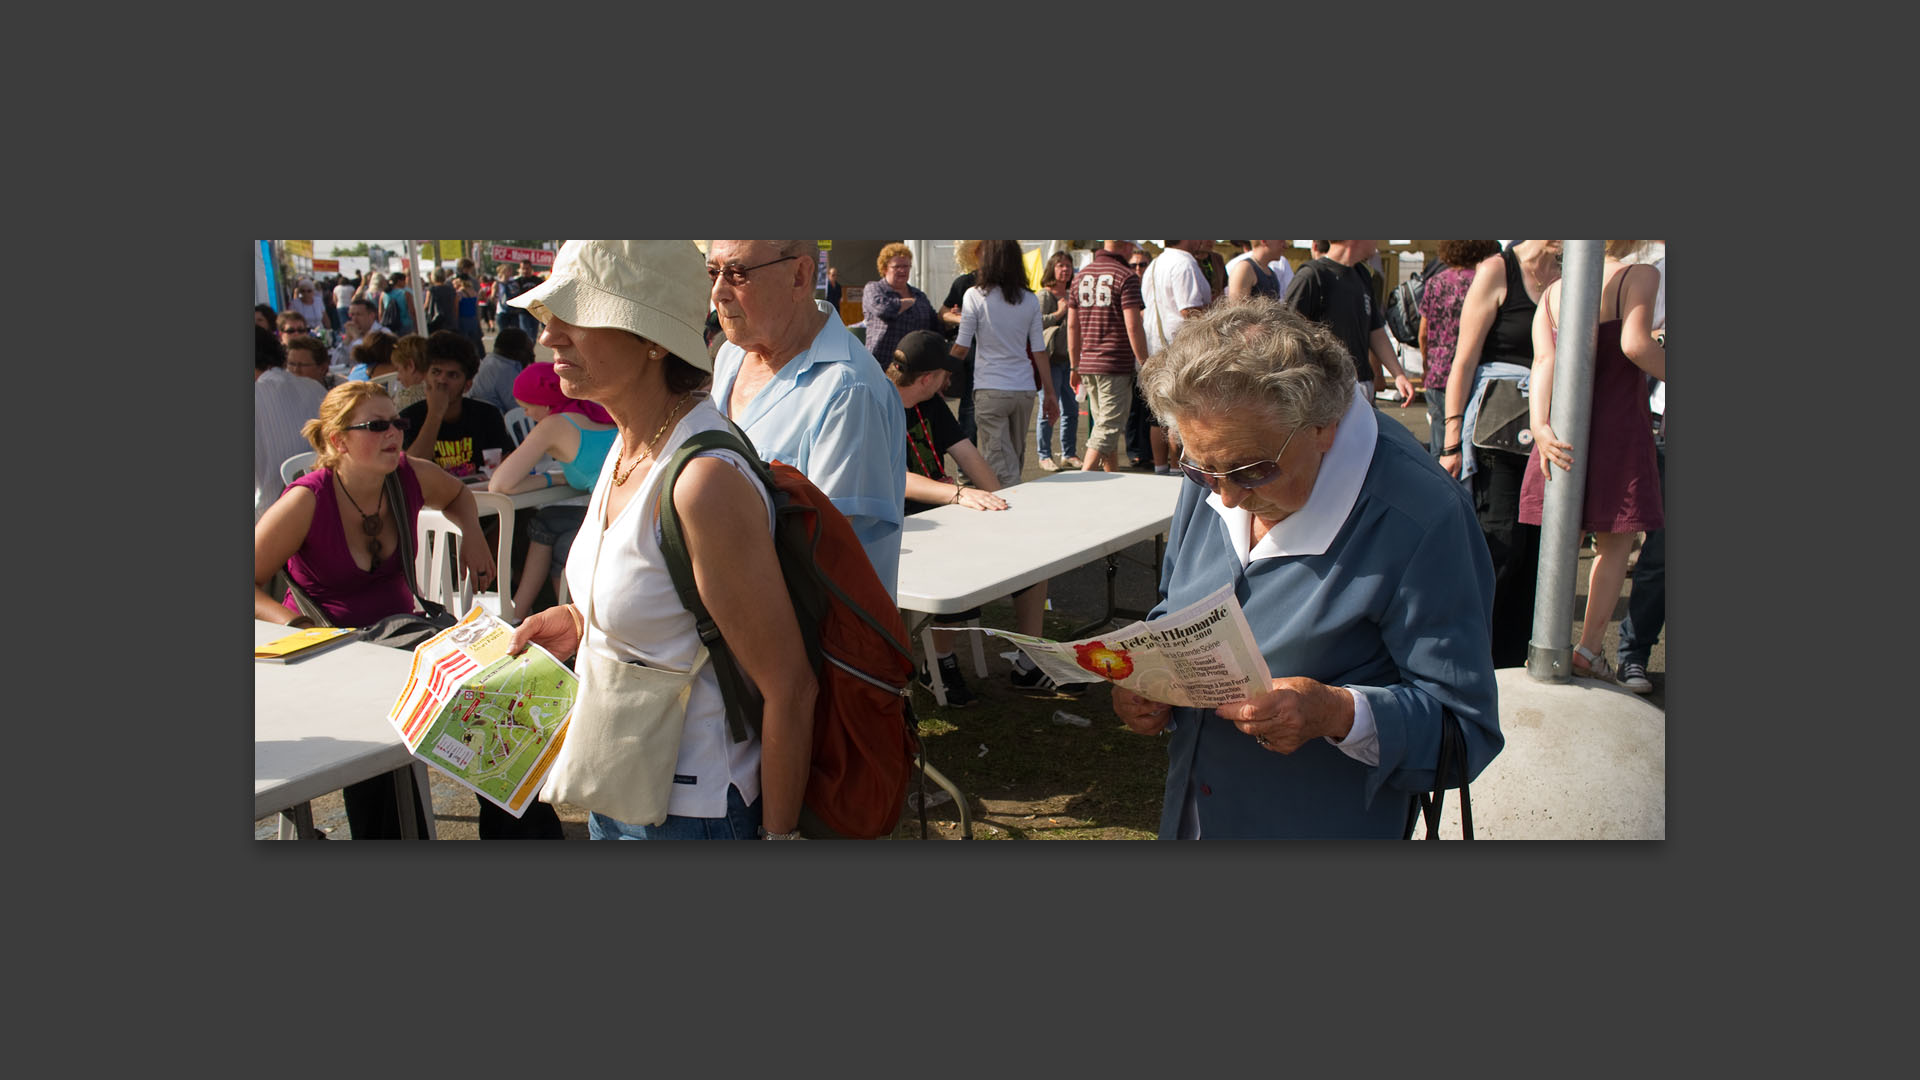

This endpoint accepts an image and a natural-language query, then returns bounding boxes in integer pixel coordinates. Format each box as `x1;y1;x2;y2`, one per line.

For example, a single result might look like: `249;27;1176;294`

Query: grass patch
891;597;1167;840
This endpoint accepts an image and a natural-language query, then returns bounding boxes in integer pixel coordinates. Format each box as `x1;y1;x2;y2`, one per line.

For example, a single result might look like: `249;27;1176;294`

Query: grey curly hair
1137;296;1354;438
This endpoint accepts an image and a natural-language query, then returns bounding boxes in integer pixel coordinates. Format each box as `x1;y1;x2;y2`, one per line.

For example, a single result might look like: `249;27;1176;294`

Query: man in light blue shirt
706;240;907;599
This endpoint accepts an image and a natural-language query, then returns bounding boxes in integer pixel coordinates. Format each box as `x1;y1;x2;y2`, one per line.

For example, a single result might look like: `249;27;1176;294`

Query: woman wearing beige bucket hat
505;240;818;840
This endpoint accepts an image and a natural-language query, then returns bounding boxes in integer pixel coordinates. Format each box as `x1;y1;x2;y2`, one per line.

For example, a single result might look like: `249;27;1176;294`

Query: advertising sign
285;240;314;259
490;245;556;269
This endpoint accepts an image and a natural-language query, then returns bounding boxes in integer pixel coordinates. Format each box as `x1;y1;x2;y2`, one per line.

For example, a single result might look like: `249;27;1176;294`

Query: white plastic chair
280;451;318;487
415;491;518;623
503;406;534;447
370;371;400;393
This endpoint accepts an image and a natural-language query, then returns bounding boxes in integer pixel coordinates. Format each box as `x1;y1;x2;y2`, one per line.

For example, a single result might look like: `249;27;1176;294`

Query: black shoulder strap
385;466;447;619
655;427;773;744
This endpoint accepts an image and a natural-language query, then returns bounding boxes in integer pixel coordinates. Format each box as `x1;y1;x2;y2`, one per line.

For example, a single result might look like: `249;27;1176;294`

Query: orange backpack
655;428;921;839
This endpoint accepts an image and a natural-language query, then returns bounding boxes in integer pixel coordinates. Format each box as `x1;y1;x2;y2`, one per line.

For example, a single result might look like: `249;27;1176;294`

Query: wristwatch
760;827;805;840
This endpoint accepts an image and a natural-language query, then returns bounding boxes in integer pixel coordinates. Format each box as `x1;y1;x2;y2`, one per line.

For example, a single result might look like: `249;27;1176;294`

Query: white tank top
565;395;778;820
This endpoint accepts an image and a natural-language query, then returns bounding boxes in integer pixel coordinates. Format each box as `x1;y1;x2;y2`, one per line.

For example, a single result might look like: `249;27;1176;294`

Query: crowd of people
253;239;1666;840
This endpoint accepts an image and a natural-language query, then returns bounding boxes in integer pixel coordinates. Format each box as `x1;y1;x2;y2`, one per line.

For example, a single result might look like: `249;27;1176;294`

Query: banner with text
490;245;556;269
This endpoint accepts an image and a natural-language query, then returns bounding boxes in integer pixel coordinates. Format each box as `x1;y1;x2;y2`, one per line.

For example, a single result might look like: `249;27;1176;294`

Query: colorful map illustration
416;651;574;814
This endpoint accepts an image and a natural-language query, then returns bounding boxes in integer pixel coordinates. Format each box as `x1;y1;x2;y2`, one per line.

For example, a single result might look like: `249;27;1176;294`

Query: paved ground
258;362;1663;839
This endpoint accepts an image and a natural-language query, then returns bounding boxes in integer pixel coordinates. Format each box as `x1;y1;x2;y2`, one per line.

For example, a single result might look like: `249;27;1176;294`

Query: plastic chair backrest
469;491;516;622
503;407;533;446
280;451;318;487
413;509;467;614
370;371;400;392
413;492;518;623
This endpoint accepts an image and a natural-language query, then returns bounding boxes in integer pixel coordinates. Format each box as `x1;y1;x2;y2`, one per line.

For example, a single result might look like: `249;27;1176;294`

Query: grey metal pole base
1527;642;1572;683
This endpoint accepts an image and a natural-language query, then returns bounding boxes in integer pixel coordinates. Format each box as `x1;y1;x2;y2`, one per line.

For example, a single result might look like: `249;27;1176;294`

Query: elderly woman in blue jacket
1114;297;1503;838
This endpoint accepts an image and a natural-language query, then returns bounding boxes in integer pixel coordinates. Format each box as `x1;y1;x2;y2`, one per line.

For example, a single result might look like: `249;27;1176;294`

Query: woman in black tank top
1439;240;1562;473
1483;247;1545;365
1435;240;1562;668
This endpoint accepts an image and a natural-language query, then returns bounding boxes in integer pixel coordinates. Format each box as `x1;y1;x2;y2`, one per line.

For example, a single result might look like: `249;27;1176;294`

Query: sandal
1572;644;1615;682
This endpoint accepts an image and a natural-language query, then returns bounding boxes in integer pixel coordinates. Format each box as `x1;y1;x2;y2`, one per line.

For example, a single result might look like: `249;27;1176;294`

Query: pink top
283;459;427;627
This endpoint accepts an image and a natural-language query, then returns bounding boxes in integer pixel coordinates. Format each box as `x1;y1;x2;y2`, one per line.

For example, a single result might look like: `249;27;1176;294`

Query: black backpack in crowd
1386;259;1447;348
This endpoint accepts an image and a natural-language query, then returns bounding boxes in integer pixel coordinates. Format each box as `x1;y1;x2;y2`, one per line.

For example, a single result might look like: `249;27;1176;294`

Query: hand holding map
386;606;576;817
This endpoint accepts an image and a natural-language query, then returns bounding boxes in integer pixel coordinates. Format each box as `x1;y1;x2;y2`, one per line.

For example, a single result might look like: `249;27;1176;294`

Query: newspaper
386;606;575;818
967;584;1272;708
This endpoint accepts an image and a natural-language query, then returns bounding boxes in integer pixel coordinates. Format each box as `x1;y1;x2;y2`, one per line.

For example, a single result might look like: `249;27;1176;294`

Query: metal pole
1527;240;1605;682
405;240;425;334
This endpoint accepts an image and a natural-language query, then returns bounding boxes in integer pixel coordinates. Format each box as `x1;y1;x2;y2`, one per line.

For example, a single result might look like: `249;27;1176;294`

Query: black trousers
340;773;433;839
478;799;565;839
1471;449;1541;669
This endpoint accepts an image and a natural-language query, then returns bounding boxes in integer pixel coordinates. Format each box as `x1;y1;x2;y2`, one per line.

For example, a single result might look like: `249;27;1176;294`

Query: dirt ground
257;390;1663;840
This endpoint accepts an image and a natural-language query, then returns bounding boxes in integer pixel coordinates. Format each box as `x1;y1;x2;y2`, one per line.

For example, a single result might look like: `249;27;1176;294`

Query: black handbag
278;469;459;650
1408;710;1475;840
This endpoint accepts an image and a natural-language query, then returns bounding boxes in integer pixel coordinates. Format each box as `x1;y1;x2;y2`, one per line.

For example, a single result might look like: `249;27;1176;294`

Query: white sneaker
1038;457;1058;472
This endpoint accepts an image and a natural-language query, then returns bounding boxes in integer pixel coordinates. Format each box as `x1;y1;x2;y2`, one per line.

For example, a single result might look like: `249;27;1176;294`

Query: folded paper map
386;607;575;818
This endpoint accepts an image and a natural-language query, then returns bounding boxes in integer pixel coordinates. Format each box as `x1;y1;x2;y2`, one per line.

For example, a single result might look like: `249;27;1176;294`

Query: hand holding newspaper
970;584;1271;708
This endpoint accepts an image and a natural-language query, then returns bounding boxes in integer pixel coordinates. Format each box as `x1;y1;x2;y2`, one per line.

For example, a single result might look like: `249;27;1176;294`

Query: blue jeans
588;784;762;840
1616;437;1665;666
1036;359;1077;460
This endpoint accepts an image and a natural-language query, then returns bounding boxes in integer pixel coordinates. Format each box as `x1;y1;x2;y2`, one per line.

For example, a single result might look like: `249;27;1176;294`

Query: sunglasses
1179;424;1304;492
344;417;412;434
707;254;800;286
1128;262;1150;270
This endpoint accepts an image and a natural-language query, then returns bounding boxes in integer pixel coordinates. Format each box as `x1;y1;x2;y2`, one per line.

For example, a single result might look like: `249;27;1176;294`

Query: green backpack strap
655;427;770;744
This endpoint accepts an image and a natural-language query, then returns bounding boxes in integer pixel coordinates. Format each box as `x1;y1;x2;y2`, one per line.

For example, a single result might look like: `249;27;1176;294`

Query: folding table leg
916;626;950;707
279;802;319;839
919;761;972;839
392;763;437;840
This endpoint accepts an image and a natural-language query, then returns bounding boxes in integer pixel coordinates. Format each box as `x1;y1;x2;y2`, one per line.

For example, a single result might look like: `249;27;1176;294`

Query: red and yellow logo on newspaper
1073;641;1134;681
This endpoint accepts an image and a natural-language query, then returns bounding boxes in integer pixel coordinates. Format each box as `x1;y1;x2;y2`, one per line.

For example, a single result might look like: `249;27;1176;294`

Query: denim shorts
588;783;762;840
527;504;588;569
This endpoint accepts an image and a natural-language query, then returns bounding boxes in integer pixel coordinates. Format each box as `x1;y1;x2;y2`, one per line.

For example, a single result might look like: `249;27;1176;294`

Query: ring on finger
1254;734;1270;748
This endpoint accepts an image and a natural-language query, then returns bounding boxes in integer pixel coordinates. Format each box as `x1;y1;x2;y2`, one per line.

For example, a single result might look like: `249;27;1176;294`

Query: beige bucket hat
505;240;713;372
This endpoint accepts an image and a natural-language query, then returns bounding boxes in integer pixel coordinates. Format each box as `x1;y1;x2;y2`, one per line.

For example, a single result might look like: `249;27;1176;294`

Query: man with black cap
887;330;1082;702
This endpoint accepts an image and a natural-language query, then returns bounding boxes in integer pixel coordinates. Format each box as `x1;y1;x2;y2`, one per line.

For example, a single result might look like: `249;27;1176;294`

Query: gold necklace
609;394;691;487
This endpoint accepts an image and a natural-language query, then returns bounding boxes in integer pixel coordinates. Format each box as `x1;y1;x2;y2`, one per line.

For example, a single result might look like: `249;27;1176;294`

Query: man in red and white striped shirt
1065;241;1151;473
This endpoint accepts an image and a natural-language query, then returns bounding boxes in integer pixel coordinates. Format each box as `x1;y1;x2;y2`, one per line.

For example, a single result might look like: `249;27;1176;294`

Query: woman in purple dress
1517;241;1666;681
253;382;500;838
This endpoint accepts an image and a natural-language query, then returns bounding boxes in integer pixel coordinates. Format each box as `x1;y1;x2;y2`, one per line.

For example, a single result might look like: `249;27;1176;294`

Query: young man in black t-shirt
402;331;513;478
1281;239;1415;405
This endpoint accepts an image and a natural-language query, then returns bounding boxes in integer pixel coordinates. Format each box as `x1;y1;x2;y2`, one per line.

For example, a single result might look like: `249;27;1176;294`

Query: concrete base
1412;667;1665;840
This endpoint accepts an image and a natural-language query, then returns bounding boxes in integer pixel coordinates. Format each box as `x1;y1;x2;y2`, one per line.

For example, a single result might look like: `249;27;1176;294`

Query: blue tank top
562;417;618;491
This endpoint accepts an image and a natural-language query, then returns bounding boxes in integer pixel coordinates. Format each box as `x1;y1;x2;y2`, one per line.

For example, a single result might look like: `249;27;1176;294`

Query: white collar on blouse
1205;388;1378;566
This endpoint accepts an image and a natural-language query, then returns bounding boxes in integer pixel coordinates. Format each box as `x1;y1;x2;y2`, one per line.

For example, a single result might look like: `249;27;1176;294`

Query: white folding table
896;469;1183;632
255;620;436;839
